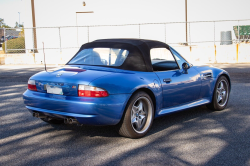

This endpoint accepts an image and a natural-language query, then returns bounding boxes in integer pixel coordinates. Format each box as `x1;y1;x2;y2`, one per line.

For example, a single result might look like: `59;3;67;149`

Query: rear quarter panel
89;71;163;116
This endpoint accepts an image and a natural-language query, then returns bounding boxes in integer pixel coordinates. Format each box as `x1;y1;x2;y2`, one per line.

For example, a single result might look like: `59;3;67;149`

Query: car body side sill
158;99;210;115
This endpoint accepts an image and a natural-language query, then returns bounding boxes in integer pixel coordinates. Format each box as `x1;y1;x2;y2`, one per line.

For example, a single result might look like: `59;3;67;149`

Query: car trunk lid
31;66;112;96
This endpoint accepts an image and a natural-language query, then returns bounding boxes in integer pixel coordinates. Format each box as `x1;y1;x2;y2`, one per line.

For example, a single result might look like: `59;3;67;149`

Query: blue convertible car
23;39;231;138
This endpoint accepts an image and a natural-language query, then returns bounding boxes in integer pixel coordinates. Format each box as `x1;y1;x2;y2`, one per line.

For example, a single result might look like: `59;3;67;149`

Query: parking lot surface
0;64;250;166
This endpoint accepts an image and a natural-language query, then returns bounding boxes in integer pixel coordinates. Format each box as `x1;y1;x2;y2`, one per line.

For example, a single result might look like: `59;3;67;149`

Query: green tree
14;21;19;28
0;18;3;26
0;18;11;28
1;24;11;28
19;27;25;37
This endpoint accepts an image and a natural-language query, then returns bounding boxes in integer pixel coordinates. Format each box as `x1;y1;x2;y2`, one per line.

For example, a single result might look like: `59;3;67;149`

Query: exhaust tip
64;118;78;125
64;118;69;124
33;112;47;119
33;112;39;118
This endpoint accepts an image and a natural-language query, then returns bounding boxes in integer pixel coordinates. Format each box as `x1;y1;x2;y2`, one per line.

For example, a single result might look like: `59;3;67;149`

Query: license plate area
46;85;63;95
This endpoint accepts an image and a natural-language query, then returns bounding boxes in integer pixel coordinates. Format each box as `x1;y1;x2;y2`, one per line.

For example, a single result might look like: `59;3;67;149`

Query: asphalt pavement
0;64;250;166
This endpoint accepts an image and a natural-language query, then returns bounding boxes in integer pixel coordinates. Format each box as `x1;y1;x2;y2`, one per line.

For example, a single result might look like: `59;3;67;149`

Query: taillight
78;85;108;97
28;80;37;91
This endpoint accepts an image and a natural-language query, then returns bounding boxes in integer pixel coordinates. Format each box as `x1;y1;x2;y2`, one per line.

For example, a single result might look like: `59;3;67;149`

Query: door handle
163;78;172;83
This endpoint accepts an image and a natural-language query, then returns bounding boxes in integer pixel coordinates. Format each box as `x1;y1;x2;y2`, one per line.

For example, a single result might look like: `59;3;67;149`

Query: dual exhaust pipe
64;118;78;125
33;112;79;125
33;112;47;119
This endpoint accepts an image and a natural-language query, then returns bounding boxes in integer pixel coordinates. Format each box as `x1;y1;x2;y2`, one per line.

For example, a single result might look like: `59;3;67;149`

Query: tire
41;118;64;124
207;76;230;111
119;91;154;138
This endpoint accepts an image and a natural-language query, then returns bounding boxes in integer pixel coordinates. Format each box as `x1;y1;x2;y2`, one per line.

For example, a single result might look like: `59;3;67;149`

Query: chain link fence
1;19;250;54
0;28;25;53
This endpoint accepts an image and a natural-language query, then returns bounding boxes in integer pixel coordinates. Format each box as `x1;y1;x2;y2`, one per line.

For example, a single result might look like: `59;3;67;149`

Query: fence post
238;20;240;43
4;28;7;53
188;22;191;46
164;24;166;43
32;27;34;52
76;13;78;47
214;21;215;45
87;26;89;42
58;27;62;53
23;27;26;53
139;24;140;39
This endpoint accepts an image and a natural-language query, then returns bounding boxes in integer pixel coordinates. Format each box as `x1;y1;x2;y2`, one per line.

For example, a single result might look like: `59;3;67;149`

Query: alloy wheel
131;97;153;134
216;80;228;107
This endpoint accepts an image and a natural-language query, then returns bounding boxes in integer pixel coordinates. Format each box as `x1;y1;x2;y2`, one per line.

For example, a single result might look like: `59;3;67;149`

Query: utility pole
185;0;188;45
31;0;37;52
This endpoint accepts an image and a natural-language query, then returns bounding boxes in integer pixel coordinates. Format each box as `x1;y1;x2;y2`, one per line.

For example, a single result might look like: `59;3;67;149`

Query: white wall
3;44;250;65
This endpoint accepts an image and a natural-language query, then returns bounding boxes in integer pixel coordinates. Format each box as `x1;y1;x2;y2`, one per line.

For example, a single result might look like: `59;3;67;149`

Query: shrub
2;37;25;53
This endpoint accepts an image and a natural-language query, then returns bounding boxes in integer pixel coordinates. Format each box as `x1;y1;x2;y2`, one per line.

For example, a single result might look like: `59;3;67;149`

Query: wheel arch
215;72;231;94
211;73;231;100
207;73;231;110
133;88;156;113
118;87;157;125
220;73;231;93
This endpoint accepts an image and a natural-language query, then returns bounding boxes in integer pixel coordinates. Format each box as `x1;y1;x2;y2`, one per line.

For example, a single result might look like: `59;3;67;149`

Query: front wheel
207;76;230;111
119;91;154;138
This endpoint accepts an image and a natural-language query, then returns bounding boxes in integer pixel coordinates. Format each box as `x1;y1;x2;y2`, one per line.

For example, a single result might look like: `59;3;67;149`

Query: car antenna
42;42;47;72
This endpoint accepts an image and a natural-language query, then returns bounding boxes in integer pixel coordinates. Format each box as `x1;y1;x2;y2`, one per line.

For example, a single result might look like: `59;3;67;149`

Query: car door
151;47;201;108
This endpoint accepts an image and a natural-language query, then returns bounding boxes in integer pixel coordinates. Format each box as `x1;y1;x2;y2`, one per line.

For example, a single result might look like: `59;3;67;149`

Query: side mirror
182;62;190;74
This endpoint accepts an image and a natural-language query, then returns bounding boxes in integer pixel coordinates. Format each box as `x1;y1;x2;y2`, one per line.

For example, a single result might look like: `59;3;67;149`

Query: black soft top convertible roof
73;39;171;72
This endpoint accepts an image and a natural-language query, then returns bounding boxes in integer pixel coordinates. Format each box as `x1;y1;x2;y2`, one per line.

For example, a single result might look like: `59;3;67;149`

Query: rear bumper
23;90;130;125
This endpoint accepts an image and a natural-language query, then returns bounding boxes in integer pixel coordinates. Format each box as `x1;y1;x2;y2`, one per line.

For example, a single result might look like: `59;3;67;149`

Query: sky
1;0;250;27
0;0;24;27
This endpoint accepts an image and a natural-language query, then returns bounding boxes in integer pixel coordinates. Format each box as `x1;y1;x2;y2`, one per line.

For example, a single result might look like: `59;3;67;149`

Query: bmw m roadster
23;39;231;138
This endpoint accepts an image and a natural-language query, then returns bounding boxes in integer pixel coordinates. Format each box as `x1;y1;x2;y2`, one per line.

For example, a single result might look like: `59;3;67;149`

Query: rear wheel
41;118;64;124
207;76;230;111
119;91;154;138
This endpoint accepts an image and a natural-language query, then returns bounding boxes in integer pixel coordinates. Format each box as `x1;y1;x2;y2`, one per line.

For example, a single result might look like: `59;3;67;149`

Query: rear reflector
78;85;108;97
28;80;37;91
